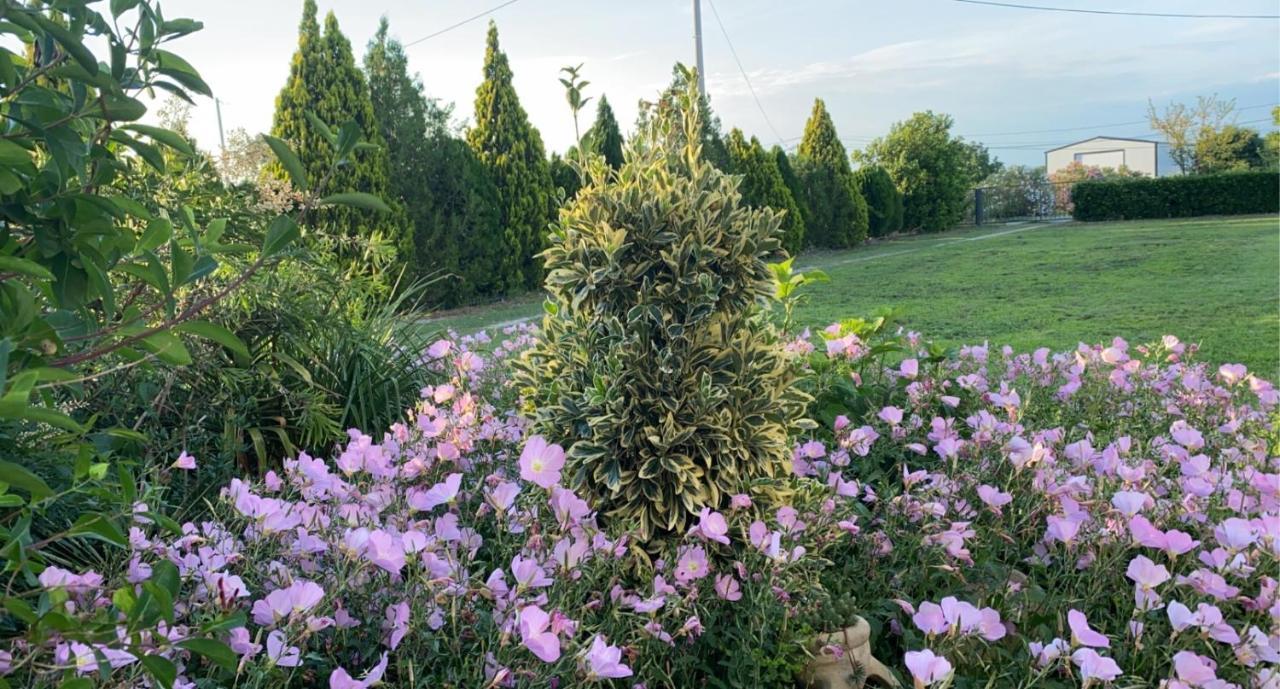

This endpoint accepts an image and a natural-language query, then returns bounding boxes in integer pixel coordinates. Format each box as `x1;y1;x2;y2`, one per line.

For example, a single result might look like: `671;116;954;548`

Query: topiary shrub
517;83;809;540
1072;170;1280;221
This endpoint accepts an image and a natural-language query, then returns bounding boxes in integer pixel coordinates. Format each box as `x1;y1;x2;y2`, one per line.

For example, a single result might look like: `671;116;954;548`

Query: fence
967;180;1077;225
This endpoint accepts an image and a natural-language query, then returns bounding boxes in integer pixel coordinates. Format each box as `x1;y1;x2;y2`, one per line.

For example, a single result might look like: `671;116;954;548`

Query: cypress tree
852;164;904;237
270;2;410;269
467;22;554;292
364;17;454;287
584;94;625;169
727;129;805;256
549;151;581;199
771;144;807;229
795;98;868;248
418;137;506;305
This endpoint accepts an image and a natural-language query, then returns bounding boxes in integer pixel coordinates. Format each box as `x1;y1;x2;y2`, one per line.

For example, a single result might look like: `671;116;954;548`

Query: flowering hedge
2;324;1275;689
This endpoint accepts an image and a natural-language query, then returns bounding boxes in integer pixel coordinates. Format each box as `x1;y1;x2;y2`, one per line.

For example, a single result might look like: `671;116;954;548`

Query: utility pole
215;97;226;151
692;0;706;99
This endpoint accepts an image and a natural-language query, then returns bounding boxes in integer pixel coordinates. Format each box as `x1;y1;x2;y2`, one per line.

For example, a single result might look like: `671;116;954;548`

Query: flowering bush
2;322;1274;689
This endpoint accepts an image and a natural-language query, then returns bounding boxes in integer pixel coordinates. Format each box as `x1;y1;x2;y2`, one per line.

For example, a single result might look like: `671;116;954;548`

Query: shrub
1072;171;1280;221
1194;124;1265;174
853;165;904;237
726;128;806;256
856;112;975;233
518;83;809;540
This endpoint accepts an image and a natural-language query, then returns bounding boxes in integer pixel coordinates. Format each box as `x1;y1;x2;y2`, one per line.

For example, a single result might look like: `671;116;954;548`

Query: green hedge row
1072;171;1279;221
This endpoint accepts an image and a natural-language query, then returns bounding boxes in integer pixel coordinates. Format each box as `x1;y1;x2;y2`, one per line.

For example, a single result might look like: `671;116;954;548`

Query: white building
1045;136;1179;177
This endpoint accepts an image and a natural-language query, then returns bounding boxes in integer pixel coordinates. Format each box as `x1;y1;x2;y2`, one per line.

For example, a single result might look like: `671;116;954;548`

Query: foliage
976;165;1053;221
726;129;806;256
1046;160;1143;213
468;22;555;293
856;111;980;233
0;3;398;687
584;94;626;170
640;63;731;170
1147;94;1237;174
766;258;829;334
549;150;581;199
1194;124;1264;174
771;145;807;229
852;165;904;237
518;81;810;541
1072;170;1280;222
269;1;410;277
795;99;868;248
1265;106;1280;171
216;127;272;186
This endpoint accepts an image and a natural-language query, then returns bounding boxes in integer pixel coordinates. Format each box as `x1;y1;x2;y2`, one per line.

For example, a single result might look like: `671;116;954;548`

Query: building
1045;136;1179;177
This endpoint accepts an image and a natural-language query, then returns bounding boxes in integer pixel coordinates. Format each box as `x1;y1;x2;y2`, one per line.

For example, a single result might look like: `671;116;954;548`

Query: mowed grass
419;215;1280;378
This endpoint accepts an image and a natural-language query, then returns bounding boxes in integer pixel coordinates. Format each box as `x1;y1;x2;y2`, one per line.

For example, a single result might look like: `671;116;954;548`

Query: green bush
726;128;806;256
1072;171;1279;221
518;82;809;541
796;99;869;248
853;165;904;237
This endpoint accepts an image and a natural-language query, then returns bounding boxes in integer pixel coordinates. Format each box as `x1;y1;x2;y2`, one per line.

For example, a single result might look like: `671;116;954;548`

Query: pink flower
330;653;389;689
409;473;462;511
486;481;522;512
1125;555;1170;610
519;605;561;663
582;635;632;680
1218;363;1247;384
171;451;196;470
1214;518;1258;551
714;574;742;601
363;530;406;575
1071;648;1121;682
511;554;553;590
899;358;919;379
1046;514;1086;545
519;435;565;489
1172;651;1218;685
1110;491;1148;516
912;602;948;636
252;581;325;626
903;649;951;687
976;484;1012;513
878;406;904;425
228;627;260;658
730;493;753;509
265;630;301;667
1167;601;1198;632
675;546;710;583
1067;609;1109;648
690;508;730;545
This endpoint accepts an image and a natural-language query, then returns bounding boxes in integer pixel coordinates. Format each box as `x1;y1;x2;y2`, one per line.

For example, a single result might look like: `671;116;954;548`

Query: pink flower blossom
1070;648;1121;683
519;435;565;489
713;574;742;601
582;635;632;680
675;546;710;583
1067;609;1109;648
518;605;561;663
690;508;730;545
330;653;389;689
903;649;951;687
265;630;301;667
172;450;196;470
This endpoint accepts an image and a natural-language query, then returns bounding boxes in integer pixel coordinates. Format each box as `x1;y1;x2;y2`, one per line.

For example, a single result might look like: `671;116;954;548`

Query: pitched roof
1046;136;1160;153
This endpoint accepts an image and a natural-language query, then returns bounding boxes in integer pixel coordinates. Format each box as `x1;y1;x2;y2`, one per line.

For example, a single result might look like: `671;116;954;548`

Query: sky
154;0;1280;167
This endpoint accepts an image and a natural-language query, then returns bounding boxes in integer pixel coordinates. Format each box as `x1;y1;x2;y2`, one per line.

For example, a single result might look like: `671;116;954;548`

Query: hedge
1071;171;1279;221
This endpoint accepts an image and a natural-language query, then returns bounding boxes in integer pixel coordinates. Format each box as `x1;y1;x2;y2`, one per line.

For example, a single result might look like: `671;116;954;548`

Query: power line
958;104;1276;138
704;0;786;146
403;0;523;48
950;0;1280;20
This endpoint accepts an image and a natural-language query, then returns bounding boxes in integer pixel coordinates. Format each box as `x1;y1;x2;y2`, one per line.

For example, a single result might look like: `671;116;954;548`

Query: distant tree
270;1;410;270
584;94;625;169
771;145;807;229
979;164;1051;220
1195;124;1264;173
795;98;868;247
1046;161;1143;213
417;137;507;305
549;150;581;199
639;64;730;169
856;111;971;233
467;22;555;291
960;140;1002;185
1147;94;1237;174
364;17;455;285
1266;107;1280;171
852;165;903;237
726;129;805;256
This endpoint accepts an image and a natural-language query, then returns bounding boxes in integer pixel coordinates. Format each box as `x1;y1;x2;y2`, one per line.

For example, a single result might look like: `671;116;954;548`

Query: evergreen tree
795;98;868;248
727;129;805;256
270;2;409;268
852;164;903;238
467;22;555;292
584;94;625;169
638;64;730;169
771;144;807;228
549;151;581;199
417;137;507;305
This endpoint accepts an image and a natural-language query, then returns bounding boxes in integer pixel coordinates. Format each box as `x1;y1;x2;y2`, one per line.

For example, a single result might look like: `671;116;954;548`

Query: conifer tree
270;2;409;269
584;95;625;169
364;17;462;293
549;151;581;199
467;22;554;291
727;129;805;256
794;98;867;248
852;164;904;237
771;144;807;229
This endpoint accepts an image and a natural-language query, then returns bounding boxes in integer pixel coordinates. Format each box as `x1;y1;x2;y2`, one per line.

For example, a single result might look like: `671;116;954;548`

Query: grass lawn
418;215;1280;378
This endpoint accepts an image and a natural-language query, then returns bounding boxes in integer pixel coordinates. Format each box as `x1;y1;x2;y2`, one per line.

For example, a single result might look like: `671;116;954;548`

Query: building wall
1045;138;1169;177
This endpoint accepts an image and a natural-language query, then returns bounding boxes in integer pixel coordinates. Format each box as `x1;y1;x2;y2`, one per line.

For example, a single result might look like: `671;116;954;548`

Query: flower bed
3;325;1276;689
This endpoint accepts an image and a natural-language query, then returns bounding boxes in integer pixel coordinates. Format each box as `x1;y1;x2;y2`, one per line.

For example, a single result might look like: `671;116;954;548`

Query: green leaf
68;514;127;548
154;50;211;97
141;655;177;689
111;0;141;17
320;193;390;213
261;135;308;191
0;460;52;501
177;638;236;671
59;678;93;689
124;124;194;155
100;93;147;122
0;139;32;168
139;331;192;366
138;218;174;253
0;256;53;280
173;321;249;359
304;112;335;145
29;13;98;76
14;406;85;433
261;215;300;257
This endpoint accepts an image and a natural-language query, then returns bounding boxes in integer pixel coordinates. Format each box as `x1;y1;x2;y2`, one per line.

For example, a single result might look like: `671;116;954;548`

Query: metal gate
969;181;1076;225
